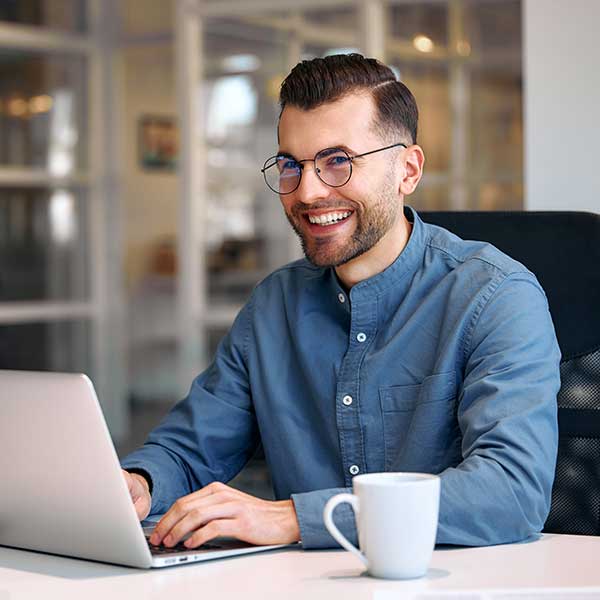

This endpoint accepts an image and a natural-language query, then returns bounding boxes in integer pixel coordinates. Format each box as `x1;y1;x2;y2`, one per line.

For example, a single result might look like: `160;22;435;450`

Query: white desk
1;534;599;600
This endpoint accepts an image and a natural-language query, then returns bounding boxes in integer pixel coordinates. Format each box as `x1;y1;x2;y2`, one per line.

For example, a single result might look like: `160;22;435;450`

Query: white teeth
308;211;352;225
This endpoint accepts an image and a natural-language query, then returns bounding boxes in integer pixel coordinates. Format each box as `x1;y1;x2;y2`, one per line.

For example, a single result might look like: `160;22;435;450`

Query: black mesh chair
421;210;600;535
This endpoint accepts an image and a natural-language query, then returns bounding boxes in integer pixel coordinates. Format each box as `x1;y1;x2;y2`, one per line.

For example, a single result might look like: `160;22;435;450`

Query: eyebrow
276;144;359;159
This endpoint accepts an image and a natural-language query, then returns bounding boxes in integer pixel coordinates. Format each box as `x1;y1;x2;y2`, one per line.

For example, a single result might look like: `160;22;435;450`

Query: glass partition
0;50;87;170
0;0;87;32
203;16;291;306
0;187;88;301
0;318;90;372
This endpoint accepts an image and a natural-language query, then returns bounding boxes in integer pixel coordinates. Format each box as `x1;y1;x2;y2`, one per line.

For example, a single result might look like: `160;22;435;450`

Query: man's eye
278;159;299;172
326;155;350;167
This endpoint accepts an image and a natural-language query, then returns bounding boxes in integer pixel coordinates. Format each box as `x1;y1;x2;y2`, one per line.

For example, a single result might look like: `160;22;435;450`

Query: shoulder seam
463;271;546;362
426;238;529;278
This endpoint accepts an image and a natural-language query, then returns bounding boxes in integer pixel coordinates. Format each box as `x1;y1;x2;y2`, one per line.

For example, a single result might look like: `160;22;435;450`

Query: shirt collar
331;205;426;302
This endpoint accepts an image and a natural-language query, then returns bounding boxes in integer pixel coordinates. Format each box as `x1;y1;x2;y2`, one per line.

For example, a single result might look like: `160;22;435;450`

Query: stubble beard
285;173;400;268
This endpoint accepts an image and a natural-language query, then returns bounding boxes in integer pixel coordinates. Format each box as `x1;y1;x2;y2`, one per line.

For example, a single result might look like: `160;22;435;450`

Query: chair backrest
421;210;600;535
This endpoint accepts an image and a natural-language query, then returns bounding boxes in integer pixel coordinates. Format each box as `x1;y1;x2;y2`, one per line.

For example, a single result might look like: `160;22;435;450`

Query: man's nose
294;163;330;204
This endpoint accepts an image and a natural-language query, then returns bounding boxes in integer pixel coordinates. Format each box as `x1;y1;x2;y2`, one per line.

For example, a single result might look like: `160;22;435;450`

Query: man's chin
303;245;365;268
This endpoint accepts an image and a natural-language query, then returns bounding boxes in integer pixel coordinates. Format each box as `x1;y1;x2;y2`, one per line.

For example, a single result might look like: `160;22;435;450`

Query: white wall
524;0;600;212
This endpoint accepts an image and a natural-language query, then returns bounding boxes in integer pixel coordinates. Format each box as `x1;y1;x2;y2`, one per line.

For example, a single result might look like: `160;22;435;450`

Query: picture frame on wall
138;115;178;171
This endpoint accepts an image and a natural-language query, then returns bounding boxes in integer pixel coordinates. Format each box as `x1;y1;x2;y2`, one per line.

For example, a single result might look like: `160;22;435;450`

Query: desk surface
1;534;599;600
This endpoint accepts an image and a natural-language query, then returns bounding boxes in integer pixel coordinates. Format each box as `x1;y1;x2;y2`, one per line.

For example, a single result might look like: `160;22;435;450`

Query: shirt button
338;293;345;303
349;465;360;475
342;395;353;406
356;332;367;343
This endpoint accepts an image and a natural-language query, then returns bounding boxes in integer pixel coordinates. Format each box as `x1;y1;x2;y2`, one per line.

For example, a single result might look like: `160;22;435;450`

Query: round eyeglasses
261;142;407;195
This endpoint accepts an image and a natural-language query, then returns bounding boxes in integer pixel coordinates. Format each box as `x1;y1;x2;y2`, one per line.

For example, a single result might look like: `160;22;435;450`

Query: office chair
420;210;600;536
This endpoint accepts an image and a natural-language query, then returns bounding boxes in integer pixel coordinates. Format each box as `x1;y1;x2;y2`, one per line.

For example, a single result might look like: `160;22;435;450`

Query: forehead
278;92;379;155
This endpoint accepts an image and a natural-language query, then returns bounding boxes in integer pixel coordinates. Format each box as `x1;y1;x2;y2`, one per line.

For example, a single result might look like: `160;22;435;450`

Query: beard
285;171;400;268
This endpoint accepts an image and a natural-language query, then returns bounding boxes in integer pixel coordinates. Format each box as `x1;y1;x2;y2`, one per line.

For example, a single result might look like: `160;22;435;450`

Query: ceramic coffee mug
323;472;440;579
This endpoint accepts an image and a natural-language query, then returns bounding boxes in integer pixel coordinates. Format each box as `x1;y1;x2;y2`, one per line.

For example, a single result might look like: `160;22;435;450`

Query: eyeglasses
261;142;407;195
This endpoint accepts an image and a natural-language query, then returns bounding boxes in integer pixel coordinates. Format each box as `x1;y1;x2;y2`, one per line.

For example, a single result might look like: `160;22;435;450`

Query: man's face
277;93;403;268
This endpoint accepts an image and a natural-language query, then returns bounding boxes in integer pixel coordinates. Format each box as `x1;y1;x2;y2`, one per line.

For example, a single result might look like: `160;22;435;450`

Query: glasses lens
263;155;301;194
315;148;351;187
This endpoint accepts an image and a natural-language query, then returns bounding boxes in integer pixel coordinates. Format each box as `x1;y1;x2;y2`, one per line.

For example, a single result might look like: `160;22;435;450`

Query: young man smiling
122;54;560;551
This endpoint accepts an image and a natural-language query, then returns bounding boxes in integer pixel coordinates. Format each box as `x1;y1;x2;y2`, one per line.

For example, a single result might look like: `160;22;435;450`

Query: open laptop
0;369;290;568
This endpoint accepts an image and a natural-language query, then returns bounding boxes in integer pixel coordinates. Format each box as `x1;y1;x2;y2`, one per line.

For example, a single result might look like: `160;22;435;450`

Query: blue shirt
122;207;561;549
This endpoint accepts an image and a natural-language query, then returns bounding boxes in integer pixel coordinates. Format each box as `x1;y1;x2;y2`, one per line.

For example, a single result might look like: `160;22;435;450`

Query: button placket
336;294;377;486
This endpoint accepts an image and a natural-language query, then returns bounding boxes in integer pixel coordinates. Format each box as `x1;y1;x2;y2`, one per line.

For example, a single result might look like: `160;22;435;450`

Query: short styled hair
279;53;418;144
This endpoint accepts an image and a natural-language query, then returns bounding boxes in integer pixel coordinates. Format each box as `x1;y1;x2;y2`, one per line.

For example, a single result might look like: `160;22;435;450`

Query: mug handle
323;493;368;567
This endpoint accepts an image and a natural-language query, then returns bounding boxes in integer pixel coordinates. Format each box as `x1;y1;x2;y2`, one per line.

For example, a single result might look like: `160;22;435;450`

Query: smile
307;211;353;226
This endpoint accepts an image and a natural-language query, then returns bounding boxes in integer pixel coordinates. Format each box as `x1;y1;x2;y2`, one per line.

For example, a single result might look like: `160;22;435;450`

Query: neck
335;212;413;290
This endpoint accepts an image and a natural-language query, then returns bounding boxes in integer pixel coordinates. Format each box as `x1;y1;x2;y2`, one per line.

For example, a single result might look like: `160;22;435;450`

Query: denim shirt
122;207;561;549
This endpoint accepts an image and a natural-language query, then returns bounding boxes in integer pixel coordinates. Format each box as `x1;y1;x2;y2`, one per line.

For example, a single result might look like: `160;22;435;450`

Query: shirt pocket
379;372;459;472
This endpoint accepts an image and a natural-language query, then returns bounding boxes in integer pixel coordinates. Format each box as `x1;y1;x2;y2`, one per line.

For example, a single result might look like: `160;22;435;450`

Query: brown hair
279;53;418;144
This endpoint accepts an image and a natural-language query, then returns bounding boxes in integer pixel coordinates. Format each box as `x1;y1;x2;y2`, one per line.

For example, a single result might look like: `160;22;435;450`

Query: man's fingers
162;502;239;547
184;519;239;549
151;490;235;544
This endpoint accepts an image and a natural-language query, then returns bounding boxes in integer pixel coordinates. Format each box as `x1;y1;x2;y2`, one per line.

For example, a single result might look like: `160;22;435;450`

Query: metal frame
176;0;207;395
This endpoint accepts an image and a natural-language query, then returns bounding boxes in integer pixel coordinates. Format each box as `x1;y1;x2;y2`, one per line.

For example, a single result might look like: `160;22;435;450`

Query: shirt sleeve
120;299;260;515
436;272;561;546
292;487;357;549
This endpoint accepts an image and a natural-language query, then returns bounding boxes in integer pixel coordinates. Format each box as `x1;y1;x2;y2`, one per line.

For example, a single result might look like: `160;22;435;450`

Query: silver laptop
0;369;289;568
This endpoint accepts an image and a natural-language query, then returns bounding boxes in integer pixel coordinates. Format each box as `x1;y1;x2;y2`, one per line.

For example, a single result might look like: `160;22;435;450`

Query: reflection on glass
410;184;451;212
469;181;523;212
0;51;87;169
389;3;448;50
203;17;290;304
0;0;87;32
206;75;258;142
391;62;451;173
470;70;523;181
0;319;90;373
303;7;357;29
465;0;521;58
0;188;88;301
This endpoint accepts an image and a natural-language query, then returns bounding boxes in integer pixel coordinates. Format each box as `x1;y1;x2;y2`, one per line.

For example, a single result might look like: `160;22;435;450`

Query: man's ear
399;145;425;196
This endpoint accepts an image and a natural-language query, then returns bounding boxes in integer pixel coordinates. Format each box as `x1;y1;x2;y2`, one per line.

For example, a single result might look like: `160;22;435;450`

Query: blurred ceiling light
7;97;28;117
456;40;472;57
49;189;77;245
222;54;261;73
413;34;434;54
29;94;53;114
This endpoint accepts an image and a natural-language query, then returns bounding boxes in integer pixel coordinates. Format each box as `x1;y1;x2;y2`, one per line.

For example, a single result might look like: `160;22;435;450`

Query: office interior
0;0;598;500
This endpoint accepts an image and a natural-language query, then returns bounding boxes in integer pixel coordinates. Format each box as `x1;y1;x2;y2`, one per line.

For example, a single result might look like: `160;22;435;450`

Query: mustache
291;200;360;219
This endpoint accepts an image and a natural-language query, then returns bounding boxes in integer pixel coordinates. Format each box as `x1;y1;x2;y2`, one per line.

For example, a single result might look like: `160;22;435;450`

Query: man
121;54;560;550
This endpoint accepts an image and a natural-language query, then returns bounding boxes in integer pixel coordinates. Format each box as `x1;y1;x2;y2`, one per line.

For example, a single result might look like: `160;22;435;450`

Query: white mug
323;472;440;579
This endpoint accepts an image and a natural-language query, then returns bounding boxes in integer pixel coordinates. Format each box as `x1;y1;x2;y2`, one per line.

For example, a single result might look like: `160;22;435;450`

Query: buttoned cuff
291;487;357;549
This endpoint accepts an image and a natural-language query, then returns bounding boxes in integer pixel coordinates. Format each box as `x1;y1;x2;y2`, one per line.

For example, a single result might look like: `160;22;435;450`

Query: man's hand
122;469;152;520
148;482;300;548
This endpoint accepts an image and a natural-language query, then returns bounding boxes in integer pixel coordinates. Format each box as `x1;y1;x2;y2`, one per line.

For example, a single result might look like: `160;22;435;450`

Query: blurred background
0;0;598;497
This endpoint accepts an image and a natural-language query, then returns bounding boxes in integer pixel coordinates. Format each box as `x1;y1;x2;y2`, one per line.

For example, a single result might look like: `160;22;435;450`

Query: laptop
0;369;290;568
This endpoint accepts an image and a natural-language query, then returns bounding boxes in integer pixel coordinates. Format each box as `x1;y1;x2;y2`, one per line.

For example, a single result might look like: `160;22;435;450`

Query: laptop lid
0;370;154;568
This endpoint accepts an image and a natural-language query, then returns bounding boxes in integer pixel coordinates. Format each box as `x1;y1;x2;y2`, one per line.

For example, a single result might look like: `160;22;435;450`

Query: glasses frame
261;142;407;195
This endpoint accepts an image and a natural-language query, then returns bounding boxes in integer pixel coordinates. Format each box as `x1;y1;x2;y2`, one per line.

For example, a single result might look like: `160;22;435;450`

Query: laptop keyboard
146;537;224;555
